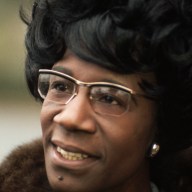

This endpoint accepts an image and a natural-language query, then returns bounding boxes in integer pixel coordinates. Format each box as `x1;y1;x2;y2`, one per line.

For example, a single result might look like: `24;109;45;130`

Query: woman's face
40;51;156;192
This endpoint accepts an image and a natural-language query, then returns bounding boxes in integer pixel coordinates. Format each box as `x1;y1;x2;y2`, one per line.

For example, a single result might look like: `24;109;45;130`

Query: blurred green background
0;0;26;100
0;0;41;162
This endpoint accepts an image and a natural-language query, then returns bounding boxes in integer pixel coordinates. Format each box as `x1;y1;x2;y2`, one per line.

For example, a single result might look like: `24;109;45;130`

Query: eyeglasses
38;69;142;116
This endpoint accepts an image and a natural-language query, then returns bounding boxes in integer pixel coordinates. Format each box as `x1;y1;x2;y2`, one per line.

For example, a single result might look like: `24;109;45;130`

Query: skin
40;51;157;192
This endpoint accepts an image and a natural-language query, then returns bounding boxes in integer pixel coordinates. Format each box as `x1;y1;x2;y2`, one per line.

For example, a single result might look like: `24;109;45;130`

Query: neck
107;161;152;192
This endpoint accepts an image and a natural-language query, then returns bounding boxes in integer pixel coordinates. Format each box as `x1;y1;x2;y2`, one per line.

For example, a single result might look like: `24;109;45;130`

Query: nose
53;90;97;133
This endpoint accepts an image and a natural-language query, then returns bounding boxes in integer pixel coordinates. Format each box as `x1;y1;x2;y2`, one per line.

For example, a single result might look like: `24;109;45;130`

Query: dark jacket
0;139;53;192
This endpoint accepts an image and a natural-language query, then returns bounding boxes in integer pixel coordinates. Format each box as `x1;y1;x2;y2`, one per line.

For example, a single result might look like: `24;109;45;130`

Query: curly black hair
20;0;192;191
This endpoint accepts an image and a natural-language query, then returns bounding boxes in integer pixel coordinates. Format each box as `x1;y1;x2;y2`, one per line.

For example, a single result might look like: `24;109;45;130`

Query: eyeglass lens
38;72;131;116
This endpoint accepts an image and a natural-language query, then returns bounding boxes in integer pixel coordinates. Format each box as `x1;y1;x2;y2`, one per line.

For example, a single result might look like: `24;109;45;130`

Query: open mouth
56;146;89;161
49;140;101;169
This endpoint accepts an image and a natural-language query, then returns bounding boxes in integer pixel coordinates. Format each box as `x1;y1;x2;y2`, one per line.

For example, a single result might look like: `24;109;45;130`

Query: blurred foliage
0;0;31;100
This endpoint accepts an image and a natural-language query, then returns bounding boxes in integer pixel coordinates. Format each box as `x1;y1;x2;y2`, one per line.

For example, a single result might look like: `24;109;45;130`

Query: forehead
53;51;155;92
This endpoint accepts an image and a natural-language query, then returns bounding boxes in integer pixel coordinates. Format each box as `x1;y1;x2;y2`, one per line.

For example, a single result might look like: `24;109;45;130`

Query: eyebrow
52;66;126;86
52;66;73;76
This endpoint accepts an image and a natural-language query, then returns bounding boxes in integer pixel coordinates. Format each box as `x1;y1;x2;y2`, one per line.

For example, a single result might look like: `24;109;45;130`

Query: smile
57;146;88;161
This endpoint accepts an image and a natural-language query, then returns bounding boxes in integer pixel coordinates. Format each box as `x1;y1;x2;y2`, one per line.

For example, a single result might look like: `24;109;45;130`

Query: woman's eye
50;81;67;92
98;94;120;105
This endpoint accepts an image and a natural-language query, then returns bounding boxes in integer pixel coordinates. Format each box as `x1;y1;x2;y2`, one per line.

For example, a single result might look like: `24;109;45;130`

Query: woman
0;0;192;191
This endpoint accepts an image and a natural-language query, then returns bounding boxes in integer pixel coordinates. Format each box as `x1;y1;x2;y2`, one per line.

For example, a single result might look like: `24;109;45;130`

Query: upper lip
51;139;100;158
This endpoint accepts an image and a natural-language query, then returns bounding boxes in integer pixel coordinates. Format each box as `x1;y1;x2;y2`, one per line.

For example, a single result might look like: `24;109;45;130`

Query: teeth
57;146;88;160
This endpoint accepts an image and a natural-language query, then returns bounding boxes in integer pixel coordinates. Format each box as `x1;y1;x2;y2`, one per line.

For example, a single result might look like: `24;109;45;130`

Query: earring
150;143;160;157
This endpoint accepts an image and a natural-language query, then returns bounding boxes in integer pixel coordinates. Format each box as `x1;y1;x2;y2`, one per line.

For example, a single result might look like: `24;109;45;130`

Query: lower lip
49;146;99;170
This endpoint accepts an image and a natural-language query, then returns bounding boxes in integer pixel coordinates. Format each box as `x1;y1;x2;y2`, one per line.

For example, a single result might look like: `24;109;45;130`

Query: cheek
40;105;49;133
106;114;154;144
96;116;153;184
102;106;155;163
104;124;150;163
40;101;57;136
